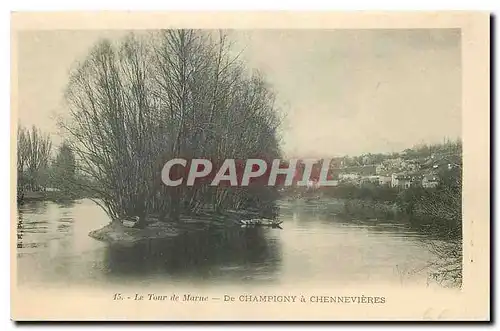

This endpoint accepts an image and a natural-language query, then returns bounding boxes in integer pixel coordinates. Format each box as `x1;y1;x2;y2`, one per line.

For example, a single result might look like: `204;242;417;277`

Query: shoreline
88;220;180;246
88;209;266;246
37;195;458;245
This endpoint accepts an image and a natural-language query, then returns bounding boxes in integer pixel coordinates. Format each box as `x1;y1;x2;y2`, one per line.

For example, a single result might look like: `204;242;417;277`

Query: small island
88;208;280;246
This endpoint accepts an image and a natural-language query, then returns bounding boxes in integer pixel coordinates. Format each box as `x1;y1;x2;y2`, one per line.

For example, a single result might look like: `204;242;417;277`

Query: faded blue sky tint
17;29;461;158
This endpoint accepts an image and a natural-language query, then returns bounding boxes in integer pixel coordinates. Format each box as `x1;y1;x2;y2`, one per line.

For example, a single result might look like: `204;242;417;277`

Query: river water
16;199;442;288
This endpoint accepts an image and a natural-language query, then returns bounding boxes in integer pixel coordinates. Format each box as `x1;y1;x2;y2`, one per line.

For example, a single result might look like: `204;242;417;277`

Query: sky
16;29;461;158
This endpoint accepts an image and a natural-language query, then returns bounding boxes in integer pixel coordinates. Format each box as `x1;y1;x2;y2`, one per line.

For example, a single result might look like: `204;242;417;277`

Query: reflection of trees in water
56;200;77;209
16;201;76;251
280;200;417;234
18;200;48;214
16;207;49;249
280;199;462;287
279;200;342;219
101;228;282;281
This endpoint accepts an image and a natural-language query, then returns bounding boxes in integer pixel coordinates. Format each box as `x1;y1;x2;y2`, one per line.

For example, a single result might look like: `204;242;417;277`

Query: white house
378;176;392;186
391;174;412;189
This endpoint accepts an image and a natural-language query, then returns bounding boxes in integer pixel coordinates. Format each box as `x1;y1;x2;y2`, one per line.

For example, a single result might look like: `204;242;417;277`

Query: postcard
10;11;490;321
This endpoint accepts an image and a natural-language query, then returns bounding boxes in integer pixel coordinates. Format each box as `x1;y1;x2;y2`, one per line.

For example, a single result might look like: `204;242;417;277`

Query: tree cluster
62;30;282;223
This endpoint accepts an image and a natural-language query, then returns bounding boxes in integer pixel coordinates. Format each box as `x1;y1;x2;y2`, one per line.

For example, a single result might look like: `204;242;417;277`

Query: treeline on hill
17;125;97;201
335;139;462;167
59;30;282;224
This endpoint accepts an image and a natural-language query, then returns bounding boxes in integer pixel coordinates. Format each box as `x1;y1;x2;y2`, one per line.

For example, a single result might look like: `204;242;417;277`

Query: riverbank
340;199;401;220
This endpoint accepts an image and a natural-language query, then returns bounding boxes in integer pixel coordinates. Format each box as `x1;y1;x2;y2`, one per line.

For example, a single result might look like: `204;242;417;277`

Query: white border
2;1;496;330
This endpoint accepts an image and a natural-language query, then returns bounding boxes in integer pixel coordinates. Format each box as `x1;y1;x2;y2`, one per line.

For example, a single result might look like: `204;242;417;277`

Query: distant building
391;174;399;188
361;175;380;184
422;175;439;188
391;174;416;189
378;175;392;186
391;174;410;189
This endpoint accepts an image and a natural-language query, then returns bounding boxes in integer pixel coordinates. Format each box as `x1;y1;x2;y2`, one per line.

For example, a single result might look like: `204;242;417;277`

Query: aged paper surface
10;12;490;321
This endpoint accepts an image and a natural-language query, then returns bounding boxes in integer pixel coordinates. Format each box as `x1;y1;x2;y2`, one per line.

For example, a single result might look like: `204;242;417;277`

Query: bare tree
50;141;77;193
17;124;29;189
62;30;282;225
17;125;52;191
418;164;462;287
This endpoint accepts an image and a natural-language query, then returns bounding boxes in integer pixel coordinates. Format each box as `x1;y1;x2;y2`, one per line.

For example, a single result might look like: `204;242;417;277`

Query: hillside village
325;140;462;190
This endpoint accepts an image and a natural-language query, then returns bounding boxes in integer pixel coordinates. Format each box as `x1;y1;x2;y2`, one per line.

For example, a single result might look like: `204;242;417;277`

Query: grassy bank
339;199;401;221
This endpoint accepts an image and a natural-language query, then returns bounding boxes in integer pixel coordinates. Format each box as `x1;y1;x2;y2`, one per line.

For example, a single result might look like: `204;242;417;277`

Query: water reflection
17;201;76;251
102;228;282;284
16;198;443;288
17;199;283;286
279;199;435;238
